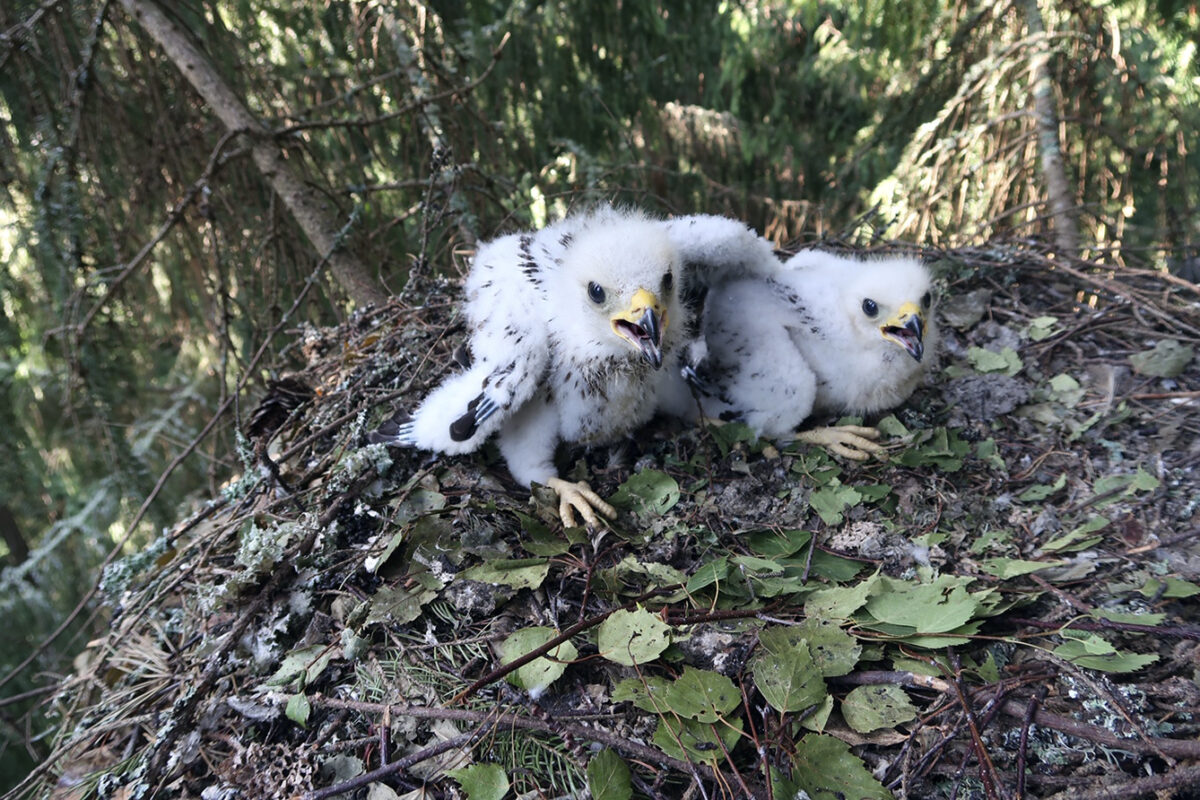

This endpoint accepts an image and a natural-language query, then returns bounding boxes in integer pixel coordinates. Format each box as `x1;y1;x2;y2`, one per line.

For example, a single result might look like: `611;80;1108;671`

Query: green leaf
608;469;680;515
587;749;632;800
1130;466;1161;492
686;557;730;593
366;489;448;573
1053;631;1159;672
745;528;813;558
1140;576;1200;598
1092;609;1165;626
651;715;743;764
458;558;550;590
1043;517;1109;552
975;437;1006;471
875;414;910;437
752;634;826;713
364;579;440;627
707;421;758;456
612;675;673;712
809;482;863;526
1017;473;1066;502
897;427;971;471
841;685;918;733
805;573;879;619
286;692;311;727
267;644;338;688
864;575;979;634
1027;315;1060;342
861;620;981;649
1048;373;1084;407
760;621;861;678
977;651;1001;683
500;627;578;694
798;693;835;733
1129;338;1194;377
603;555;688;599
517;511;572;556
447;763;509;800
597;607;671;666
967;346;1022;375
798;619;863;677
807;550;867;581
857;483;892;503
664;667;741;722
979;557;1064;578
1092;467;1160;507
791;734;892;800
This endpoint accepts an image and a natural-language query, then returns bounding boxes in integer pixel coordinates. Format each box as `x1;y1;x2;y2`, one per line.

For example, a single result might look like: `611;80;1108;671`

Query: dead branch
311;695;714;781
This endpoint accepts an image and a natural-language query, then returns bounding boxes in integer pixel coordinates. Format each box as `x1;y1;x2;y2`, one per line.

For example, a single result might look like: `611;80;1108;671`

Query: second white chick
660;249;938;458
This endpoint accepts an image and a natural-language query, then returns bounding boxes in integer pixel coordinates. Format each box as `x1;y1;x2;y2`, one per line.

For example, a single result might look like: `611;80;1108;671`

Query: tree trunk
116;0;388;307
1025;0;1080;258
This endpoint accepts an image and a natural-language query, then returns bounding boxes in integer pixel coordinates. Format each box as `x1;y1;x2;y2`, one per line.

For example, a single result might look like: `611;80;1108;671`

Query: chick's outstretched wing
369;233;551;453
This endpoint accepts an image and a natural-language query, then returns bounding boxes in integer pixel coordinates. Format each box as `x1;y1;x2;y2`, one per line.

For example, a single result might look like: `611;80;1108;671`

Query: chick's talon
546;477;616;530
794;425;885;462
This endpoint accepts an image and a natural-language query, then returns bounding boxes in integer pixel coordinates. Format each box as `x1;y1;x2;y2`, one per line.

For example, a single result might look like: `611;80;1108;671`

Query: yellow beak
610;288;668;369
880;301;926;362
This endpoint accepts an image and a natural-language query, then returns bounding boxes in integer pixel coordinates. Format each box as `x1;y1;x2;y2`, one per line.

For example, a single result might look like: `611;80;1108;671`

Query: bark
1025;0;1080;258
116;0;387;307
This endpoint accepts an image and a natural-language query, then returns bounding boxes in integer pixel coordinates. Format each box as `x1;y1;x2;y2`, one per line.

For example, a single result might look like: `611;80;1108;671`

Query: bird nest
24;242;1200;800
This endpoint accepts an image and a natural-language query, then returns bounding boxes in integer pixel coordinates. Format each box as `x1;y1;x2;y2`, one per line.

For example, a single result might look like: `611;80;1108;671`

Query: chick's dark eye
921;291;932;308
662;272;674;293
588;282;606;304
862;298;879;317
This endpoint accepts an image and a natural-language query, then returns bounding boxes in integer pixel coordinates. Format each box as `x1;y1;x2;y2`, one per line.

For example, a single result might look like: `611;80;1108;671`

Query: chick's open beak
611;287;668;369
880;301;926;362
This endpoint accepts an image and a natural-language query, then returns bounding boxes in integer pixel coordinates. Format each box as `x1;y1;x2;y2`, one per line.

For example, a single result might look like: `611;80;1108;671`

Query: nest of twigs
19;242;1200;800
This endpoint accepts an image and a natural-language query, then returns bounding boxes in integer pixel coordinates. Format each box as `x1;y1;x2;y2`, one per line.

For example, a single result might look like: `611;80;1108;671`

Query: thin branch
1015;687;1046;800
116;0;386;306
945;649;1005;800
274;31;510;138
1041;762;1200;800
307;720;497;800
447;586;676;706
73;129;245;337
310;696;710;779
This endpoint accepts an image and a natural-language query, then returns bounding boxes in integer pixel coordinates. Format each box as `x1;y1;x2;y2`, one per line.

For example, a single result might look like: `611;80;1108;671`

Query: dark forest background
1;0;1197;787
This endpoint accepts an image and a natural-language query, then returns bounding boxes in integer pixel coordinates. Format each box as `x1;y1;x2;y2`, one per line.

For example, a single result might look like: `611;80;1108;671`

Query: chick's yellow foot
545;477;617;529
793;425;884;461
